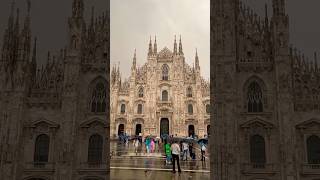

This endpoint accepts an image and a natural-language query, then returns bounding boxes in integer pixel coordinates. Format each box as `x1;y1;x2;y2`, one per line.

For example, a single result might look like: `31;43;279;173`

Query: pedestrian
189;143;195;160
201;143;206;161
134;139;139;154
182;141;189;161
150;138;155;153
171;140;182;173
165;140;172;165
145;137;150;153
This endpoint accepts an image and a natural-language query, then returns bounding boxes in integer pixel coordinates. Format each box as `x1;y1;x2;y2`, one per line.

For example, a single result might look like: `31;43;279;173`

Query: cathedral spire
264;4;269;27
72;0;84;19
178;35;183;55
31;37;37;64
153;35;157;55
14;8;20;34
148;36;153;56
272;0;286;16
7;0;15;30
173;35;177;55
132;48;136;67
195;48;199;69
314;52;318;72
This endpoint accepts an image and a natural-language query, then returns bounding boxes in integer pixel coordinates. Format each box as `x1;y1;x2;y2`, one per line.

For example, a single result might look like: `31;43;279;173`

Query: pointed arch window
187;87;192;97
250;135;266;165
247;82;263;112
88;134;103;163
188;104;193;115
162;90;168;101
34;134;50;163
138;87;144;98
307;135;320;164
120;104;126;114
137;104;143;114
162;64;169;80
91;82;106;113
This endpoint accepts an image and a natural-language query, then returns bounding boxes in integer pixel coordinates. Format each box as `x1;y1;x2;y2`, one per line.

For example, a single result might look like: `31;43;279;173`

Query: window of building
88;134;103;163
91;82;106;113
120;104;126;114
34;134;50;163
138;87;144;97
247;82;263;112
250;135;266;165
162;90;168;101
137;104;143;114
187;87;192;97
162;64;169;80
307;135;320;164
188;104;193;115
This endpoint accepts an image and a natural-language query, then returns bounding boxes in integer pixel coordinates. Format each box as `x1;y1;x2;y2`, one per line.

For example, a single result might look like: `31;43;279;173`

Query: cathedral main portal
160;118;169;137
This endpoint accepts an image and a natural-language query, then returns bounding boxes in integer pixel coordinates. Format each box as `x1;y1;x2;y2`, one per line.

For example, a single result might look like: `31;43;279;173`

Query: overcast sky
0;0;319;80
111;0;210;79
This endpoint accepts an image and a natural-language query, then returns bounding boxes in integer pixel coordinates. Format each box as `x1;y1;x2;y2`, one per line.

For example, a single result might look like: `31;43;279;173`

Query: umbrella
198;138;208;145
184;137;197;143
146;135;157;139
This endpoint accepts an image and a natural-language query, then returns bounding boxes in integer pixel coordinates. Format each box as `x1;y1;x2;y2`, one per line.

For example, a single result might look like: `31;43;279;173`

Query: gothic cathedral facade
0;0;110;180
211;0;320;180
110;36;210;139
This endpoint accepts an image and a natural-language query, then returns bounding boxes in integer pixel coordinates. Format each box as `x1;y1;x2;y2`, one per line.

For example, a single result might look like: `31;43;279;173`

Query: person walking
182;141;189;161
189;143;195;160
134;139;139;155
145;137;150;153
201;143;206;161
150;138;155;153
165;140;172;165
171;140;182;173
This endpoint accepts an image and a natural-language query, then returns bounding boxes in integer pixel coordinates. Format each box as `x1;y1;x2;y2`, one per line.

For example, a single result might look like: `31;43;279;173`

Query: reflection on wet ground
110;141;210;180
111;169;210;180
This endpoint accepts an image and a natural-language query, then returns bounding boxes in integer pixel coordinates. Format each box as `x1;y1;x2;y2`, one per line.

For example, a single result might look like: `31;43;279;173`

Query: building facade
110;37;210;139
211;0;320;180
0;0;110;180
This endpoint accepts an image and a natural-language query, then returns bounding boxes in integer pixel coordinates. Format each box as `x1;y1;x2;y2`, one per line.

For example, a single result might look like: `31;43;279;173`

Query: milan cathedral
110;36;210;139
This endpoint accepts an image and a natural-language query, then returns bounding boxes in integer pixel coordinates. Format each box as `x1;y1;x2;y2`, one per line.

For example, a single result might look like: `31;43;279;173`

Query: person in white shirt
182;142;189;161
170;140;182;173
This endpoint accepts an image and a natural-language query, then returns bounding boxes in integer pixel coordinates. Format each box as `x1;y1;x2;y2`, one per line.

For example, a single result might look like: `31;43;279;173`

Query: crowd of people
118;134;208;173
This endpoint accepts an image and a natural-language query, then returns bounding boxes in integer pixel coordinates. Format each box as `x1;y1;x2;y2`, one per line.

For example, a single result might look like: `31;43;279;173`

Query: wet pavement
110;141;210;180
111;169;210;180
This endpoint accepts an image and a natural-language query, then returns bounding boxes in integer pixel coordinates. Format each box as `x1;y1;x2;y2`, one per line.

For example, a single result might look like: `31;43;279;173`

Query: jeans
172;154;181;172
166;155;171;162
183;149;188;160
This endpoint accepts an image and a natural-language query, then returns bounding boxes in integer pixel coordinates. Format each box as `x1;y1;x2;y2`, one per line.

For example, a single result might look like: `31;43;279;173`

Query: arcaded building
110;36;210;139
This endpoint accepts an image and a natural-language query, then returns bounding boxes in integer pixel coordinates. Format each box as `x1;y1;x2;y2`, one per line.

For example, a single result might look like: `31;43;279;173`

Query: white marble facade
110;36;210;139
